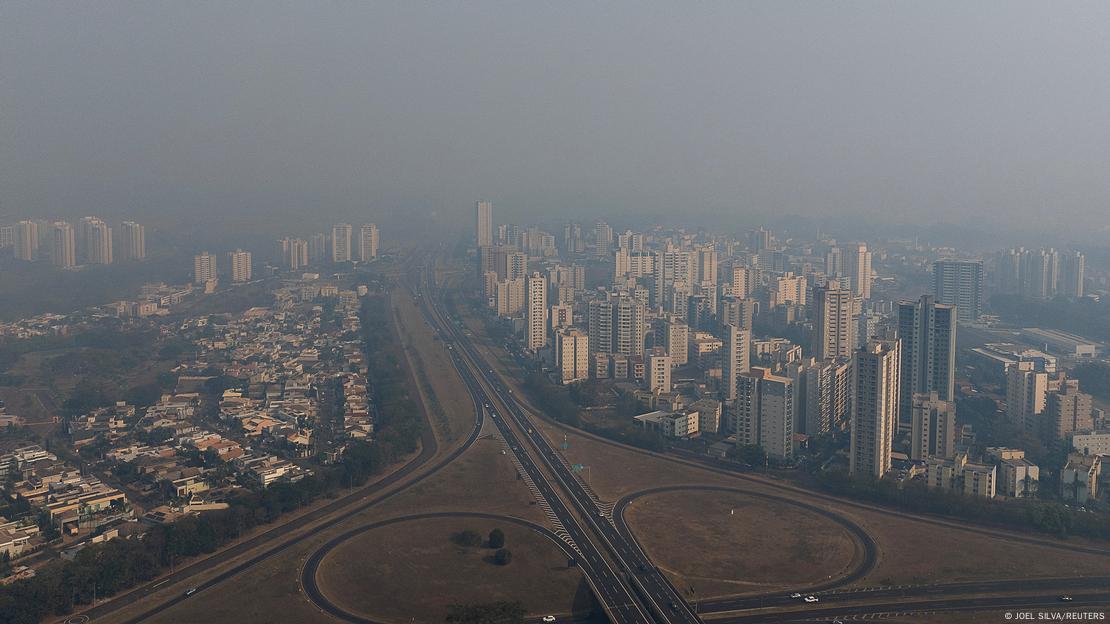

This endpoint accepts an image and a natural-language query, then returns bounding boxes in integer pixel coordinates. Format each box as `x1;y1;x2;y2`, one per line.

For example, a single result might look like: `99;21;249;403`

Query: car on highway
184;588;197;596
1059;595;1074;602
804;595;819;603
542;617;556;623
789;592;802;599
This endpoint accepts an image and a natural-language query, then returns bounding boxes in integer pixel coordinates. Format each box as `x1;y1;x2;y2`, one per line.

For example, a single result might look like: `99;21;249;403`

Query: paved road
417;262;655;624
426;264;698;624
84;284;483;623
715;592;1110;623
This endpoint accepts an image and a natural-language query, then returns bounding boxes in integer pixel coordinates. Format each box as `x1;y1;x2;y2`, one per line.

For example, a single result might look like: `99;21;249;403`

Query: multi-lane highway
421;261;701;624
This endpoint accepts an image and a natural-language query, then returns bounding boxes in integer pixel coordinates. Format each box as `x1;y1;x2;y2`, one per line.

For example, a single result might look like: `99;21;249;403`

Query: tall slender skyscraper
51;222;76;268
229;250;252;282
85;219;113;265
844;243;872;299
331;223;352;263
121;221;146;260
1059;251;1086;299
359;223;379;261
933;259;983;322
525;272;547;352
194;252;217;284
814;284;855;360
476;201;493;248
283;238;309;271
722;324;752;402
850;340;901;479
14;221;38;261
897;296;956;427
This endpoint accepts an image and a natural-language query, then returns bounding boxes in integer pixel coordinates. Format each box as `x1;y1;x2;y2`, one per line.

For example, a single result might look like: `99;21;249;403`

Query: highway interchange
79;252;1110;624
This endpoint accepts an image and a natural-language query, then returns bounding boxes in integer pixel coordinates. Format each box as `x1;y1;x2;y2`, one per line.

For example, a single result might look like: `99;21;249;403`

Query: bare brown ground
316;517;593;622
624;489;858;598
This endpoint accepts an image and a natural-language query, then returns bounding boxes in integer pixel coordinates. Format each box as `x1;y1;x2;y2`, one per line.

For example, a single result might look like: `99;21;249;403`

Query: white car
789;593;802;599
804;595;819;603
542;617;556;623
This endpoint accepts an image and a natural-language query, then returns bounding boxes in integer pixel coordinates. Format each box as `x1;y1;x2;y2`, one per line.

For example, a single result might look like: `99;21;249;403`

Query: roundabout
614;485;878;600
301;512;593;624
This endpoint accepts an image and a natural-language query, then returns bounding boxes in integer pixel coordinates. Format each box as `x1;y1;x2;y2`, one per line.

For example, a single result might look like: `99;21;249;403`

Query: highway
715;592;1110;623
422;261;698;624
85;285;485;623
416;261;655;624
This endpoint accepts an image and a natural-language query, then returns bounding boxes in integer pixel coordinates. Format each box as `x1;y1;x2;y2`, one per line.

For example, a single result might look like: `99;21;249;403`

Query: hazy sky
3;2;1110;239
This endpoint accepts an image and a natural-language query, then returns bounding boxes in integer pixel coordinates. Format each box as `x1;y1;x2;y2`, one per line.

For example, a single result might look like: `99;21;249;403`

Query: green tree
488;528;505;549
493;548;512;565
453;530;483;547
736;444;767;467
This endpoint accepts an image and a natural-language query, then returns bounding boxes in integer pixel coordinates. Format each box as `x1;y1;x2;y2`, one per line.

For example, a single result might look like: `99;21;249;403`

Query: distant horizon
4;2;1110;245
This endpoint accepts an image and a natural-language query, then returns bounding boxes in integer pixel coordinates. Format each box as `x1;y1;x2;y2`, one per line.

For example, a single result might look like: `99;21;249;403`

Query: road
83;287;484;623
301;511;594;624
434;257;1110;623
612;485;879;597
422;261;697;624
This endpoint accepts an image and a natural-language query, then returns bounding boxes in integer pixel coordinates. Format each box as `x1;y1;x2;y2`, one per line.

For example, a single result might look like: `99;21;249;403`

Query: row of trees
814;470;1110;539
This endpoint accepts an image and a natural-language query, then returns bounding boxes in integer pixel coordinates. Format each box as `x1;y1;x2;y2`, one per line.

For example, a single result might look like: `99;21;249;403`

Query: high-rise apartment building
1006;361;1047;433
358;223;379;262
283;238;309;271
89;221;113;265
476;201;493;248
1046;380;1093;441
665;318;689;367
612;295;646;357
897;295;956;427
695;246;718;285
121;221;146;260
910;392;957;460
1059;251;1086;299
229;250;252;282
722;324;752;402
494;278;525;317
525;273;547;351
555;329;590;384
309;233;328;263
719;296;755;332
78;217;113;264
587;299;614;355
594;221;613;257
194;252;217;284
850;340;901;479
844;243;873;299
814;284;855;360
799;357;852;435
734;367;795;461
0;225;13;249
331;224;352;263
15;221;40;261
51;222;76;268
829;243;872;299
647;347;672;394
933;259;983;322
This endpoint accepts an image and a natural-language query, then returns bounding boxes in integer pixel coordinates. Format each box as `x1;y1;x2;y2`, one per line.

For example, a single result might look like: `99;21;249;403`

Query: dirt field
316;517;595;622
846;503;1110;586
625;489;858;598
392;426;550;523
393;288;475;445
